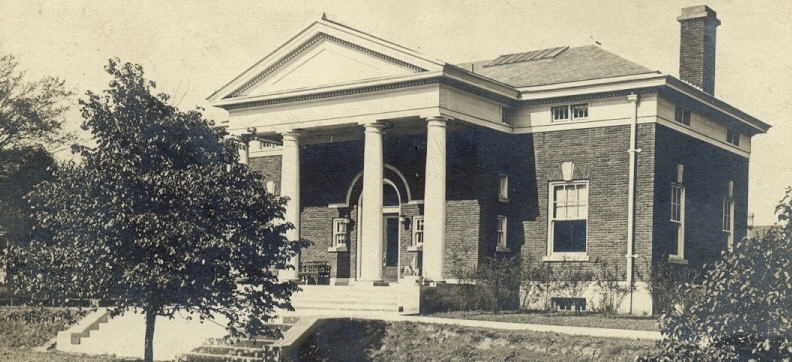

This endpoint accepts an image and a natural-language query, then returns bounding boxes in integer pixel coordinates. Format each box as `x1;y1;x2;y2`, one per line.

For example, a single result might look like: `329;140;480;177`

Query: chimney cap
677;5;721;26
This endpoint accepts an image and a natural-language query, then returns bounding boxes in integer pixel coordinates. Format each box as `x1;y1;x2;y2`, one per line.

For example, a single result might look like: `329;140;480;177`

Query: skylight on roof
485;46;569;67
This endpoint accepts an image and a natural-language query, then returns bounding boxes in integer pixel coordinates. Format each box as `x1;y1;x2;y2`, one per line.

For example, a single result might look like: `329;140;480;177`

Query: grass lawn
429;310;659;331
1;306;659;361
300;318;658;362
0;306;132;362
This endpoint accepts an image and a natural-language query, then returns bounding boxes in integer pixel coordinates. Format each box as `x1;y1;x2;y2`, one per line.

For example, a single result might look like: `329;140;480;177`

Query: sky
0;0;790;225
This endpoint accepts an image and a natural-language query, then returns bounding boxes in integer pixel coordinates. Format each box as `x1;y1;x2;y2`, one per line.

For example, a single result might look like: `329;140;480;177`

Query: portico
208;18;512;284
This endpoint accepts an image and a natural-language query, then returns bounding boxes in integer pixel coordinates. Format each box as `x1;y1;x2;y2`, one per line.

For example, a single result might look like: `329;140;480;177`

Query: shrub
476;255;522;313
593;261;634;318
640;189;792;361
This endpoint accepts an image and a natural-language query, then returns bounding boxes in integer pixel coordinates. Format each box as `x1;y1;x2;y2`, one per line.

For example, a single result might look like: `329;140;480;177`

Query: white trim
669;181;686;261
514;115;751;158
656;117;750;158
547;180;590;259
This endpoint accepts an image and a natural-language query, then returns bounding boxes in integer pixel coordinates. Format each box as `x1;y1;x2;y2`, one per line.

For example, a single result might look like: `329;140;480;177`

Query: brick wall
522;125;634;276
652;124;748;269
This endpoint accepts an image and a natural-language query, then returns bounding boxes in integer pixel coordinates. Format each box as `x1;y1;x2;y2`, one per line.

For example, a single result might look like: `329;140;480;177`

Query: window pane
553;220;587;252
571;104;588;119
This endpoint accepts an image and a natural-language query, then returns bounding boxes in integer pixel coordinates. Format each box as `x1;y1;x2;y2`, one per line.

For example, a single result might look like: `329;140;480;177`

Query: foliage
639;189;792;361
520;259;595;313
448;243;476;284
641;258;701;315
5;59;301;362
476;255;522;313
520;256;556;310
0;53;72;151
593;261;635;318
0;307;86;348
0;146;56;261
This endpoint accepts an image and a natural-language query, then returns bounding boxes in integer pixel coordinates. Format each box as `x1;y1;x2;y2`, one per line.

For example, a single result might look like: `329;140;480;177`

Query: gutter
626;93;640;314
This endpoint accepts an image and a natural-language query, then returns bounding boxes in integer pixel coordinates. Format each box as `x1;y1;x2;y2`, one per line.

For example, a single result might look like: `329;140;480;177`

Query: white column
239;138;249;165
422;117;447;281
279;131;301;281
359;122;385;282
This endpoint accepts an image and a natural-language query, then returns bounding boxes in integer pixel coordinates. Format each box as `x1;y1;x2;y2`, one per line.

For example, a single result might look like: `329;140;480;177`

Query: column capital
423;115;450;128
362;122;386;132
281;130;302;142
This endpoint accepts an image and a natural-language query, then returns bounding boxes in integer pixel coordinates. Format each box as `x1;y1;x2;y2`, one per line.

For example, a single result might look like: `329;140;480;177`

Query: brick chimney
677;5;720;95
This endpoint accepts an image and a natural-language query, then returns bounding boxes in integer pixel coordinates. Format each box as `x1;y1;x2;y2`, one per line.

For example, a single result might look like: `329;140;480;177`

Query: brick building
208;6;769;314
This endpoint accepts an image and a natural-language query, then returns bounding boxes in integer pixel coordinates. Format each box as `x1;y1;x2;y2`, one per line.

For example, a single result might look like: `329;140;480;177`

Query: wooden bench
298;261;331;285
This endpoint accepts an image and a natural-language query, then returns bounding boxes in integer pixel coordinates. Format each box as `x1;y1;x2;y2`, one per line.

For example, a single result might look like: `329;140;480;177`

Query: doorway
383;214;400;282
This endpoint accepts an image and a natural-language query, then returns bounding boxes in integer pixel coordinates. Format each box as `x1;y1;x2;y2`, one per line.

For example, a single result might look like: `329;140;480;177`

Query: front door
383;214;399;282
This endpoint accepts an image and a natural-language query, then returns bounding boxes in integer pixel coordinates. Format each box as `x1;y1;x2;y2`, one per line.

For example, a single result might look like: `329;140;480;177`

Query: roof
456;45;657;88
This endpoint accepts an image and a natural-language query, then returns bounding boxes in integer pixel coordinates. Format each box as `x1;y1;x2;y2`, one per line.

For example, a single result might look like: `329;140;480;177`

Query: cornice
229;33;427;98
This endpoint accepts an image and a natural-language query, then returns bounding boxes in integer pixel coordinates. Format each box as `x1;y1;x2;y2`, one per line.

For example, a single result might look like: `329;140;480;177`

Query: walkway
279;309;662;340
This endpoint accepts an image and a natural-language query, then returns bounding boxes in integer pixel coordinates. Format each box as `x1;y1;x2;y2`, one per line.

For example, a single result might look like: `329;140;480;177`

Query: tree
0;53;72;150
0;145;55;281
0;52;70;283
639;189;792;362
5;59;301;362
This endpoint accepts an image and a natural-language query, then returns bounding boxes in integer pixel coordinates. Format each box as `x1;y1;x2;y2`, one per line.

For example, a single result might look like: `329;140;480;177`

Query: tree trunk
144;310;156;362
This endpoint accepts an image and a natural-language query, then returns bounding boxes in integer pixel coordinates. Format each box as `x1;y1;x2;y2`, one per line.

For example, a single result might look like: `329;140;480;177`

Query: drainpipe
626;92;640;314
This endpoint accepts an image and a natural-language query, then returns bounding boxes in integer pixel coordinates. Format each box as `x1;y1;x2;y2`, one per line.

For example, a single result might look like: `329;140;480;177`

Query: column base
277;269;300;283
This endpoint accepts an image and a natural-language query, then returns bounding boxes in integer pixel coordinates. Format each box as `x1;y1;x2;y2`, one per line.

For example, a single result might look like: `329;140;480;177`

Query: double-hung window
496;216;509;252
330;218;349;251
498;175;509;202
411;216;424;248
723;181;734;252
669;164;686;262
670;183;686;260
547;181;588;259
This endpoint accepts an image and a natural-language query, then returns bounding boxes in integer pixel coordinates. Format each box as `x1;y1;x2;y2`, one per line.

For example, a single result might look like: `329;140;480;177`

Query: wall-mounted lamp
400;215;411;230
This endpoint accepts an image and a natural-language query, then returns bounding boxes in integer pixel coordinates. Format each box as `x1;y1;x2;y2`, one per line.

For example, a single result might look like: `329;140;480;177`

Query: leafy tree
5;59;301;362
0;53;72;150
0;145;55;281
639;189;792;361
0;52;71;282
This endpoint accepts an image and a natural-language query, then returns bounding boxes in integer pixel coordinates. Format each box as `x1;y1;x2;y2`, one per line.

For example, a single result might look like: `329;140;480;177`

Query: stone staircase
176;316;311;362
289;284;420;314
57;309;229;360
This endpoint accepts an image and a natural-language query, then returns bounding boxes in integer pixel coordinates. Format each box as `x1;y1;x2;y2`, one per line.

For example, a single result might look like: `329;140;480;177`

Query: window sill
543;254;590;262
668;255;688;265
407;244;423;252
495;245;511;253
328;245;347;253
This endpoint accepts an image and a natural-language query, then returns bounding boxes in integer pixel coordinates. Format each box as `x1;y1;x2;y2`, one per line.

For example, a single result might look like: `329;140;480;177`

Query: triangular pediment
244;36;422;96
209;19;446;103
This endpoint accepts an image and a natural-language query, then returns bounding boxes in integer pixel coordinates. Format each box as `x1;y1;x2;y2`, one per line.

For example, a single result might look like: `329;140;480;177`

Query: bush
476;255;522;313
640;189;792;361
593;261;634;318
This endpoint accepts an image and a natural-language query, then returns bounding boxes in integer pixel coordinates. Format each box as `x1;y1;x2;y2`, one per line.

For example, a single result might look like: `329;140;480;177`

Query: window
496;216;509;252
498;175;509;201
411;216;424;248
724;181;735;251
670;183;686;260
551;104;588;121
552;105;569;121
331;218;349;251
571;104;588;119
726;128;740;146
674;105;691;125
548;182;588;256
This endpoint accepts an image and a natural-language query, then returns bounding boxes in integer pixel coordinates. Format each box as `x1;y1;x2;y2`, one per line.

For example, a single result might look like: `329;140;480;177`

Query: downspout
626;92;640;314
